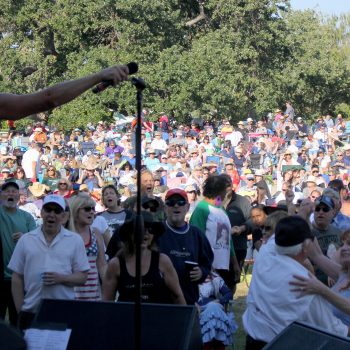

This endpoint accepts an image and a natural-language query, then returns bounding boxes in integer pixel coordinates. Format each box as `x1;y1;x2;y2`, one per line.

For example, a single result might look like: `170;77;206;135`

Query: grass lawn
228;273;252;350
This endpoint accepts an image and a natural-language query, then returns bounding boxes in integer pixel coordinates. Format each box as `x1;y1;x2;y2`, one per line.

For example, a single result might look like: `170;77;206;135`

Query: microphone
92;62;138;94
131;77;146;91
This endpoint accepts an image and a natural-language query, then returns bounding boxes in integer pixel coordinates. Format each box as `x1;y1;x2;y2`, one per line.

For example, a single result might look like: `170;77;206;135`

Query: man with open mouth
8;194;90;330
0;181;36;327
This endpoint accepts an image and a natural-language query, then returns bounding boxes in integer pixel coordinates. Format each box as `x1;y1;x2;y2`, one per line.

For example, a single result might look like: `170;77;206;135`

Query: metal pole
133;78;146;350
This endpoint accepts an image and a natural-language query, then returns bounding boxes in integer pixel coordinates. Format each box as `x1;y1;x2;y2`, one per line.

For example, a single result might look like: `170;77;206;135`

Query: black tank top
118;251;172;304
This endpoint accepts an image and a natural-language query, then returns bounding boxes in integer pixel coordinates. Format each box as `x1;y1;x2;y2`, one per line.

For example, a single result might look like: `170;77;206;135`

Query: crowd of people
1;104;350;349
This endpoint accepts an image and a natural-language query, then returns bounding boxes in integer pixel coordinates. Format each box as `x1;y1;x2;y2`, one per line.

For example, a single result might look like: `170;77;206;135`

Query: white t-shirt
243;238;348;342
225;131;243;147
22;148;40;178
8;227;90;312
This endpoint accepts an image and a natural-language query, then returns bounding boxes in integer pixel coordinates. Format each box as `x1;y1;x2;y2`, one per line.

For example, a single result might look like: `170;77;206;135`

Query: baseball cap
43;194;66;211
315;195;335;210
246;174;255;180
1;181;19;191
275;216;314;247
165;188;188;202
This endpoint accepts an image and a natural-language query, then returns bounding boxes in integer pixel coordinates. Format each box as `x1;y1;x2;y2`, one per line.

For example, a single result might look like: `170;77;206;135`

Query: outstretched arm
0;65;129;120
290;272;350;315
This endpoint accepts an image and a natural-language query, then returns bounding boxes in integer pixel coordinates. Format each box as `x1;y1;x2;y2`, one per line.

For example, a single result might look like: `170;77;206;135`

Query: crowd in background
2;102;350;349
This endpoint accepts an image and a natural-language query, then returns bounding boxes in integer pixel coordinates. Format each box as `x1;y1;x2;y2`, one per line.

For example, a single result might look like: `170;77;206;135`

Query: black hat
315;195;334;210
141;196;159;212
275;216;314;247
1;181;19;191
119;211;165;242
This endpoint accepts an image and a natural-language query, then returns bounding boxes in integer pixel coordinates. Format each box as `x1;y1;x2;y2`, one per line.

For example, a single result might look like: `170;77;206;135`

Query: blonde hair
67;192;95;232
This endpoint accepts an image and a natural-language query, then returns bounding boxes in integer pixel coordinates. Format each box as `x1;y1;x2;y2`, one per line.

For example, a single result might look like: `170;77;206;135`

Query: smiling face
338;235;350;269
1;185;20;210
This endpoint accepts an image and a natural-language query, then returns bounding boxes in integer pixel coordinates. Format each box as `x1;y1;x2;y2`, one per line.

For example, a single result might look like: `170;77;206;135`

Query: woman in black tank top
102;212;186;305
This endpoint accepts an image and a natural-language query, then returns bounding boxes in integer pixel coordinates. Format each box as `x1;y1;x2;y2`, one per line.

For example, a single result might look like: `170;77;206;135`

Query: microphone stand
132;77;146;350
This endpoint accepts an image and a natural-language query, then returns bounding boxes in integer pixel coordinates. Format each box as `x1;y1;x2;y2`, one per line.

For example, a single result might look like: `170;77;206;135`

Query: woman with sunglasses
41;166;60;192
103;211;186;305
68;193;107;300
53;179;73;198
13;166;31;192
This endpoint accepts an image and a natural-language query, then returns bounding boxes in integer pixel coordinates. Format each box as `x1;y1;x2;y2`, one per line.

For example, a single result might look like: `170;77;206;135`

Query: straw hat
82;157;99;171
28;182;49;197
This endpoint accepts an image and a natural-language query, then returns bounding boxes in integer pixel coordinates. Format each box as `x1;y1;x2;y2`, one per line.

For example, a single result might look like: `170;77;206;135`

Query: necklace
165;220;189;234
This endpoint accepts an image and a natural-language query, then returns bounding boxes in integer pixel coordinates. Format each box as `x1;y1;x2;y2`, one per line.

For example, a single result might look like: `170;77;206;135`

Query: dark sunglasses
59;182;67;185
81;206;95;212
145;226;155;235
43;206;63;214
142;203;158;213
165;199;187;207
315;206;331;213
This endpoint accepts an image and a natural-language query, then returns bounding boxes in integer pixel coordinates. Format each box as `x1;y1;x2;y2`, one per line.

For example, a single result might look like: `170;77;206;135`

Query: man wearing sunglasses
158;189;213;305
8;194;90;330
311;195;341;285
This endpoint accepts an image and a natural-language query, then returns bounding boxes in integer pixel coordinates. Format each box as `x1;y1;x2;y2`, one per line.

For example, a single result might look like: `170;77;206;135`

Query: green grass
228;273;251;350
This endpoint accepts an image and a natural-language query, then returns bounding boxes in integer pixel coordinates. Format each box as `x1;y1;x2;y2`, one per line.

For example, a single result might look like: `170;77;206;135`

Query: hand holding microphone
92;62;139;93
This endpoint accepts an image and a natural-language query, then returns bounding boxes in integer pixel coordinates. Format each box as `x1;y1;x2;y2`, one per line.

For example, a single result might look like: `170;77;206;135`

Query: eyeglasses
43;206;63;214
247;179;254;181
315;206;331;213
312;171;319;174
203;172;209;175
59;182;67;185
81;206;95;212
145;226;155;235
142;203;158;213
165;199;187;207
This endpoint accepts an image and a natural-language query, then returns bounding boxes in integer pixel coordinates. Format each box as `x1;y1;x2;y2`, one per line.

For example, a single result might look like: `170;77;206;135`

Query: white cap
43;194;66;211
247;118;253;122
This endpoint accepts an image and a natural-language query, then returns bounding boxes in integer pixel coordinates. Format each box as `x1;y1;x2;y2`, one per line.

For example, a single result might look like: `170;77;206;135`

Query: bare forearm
11;274;24;313
0;64;129;120
320;287;350;315
59;271;88;287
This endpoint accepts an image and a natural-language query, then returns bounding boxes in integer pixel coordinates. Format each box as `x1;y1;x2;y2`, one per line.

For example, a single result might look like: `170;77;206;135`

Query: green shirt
42;177;60;191
0;206;36;279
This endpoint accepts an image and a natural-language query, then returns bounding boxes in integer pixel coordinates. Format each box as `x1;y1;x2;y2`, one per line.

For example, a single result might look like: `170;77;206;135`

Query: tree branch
185;1;206;27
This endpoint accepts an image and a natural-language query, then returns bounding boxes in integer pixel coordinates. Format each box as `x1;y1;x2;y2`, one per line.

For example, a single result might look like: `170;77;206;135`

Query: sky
290;0;350;16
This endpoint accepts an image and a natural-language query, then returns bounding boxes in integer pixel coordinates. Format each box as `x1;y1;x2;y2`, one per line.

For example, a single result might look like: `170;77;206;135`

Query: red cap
165;188;188;202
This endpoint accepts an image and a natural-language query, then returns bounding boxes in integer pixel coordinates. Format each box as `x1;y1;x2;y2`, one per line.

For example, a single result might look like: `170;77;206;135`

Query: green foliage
0;0;350;128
